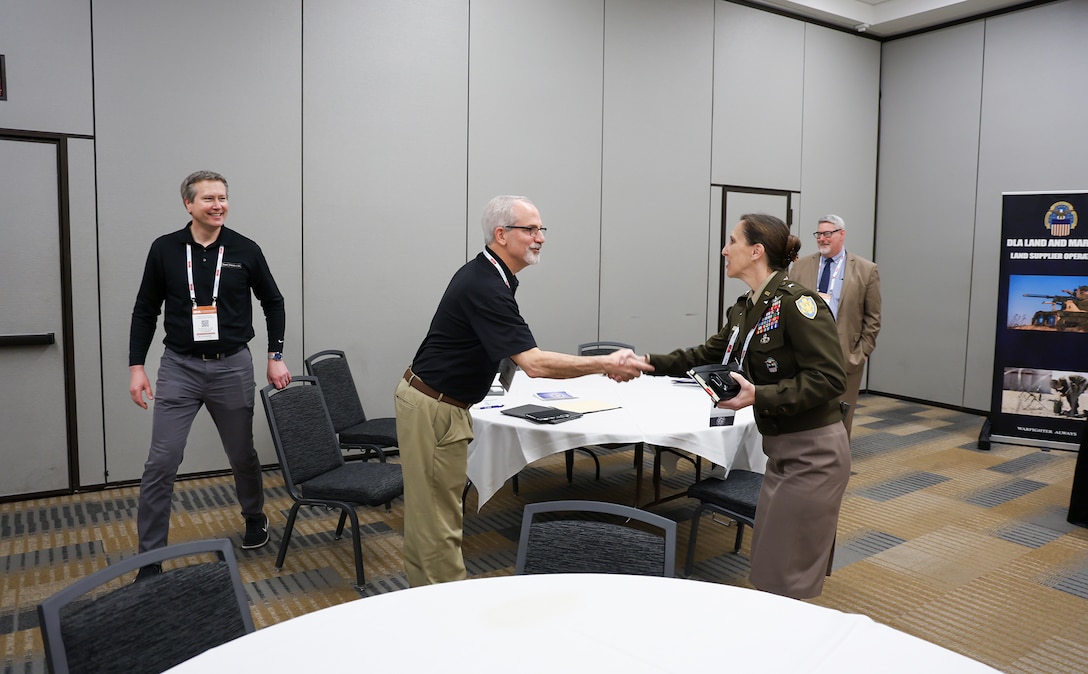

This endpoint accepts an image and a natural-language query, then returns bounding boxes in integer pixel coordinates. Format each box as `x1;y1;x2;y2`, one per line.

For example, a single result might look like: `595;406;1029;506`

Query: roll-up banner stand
980;191;1088;452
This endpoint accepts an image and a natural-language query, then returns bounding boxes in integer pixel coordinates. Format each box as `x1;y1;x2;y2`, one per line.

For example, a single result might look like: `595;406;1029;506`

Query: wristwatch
268;352;283;362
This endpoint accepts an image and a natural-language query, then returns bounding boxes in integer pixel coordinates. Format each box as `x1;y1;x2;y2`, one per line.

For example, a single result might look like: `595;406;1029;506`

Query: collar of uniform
748;270;782;306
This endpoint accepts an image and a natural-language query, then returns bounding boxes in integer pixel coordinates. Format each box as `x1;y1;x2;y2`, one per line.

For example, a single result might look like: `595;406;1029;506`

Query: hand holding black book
687;363;745;404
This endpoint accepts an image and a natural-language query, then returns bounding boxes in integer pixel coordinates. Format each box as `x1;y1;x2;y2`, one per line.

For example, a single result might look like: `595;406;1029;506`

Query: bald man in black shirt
395;195;652;586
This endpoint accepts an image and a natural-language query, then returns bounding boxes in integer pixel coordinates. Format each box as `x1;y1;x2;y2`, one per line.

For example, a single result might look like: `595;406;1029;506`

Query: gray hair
817;214;846;231
181;170;229;204
482;195;534;244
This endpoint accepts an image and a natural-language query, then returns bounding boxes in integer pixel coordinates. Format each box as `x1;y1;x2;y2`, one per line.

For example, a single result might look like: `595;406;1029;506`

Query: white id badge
818;292;832;304
192;306;220;341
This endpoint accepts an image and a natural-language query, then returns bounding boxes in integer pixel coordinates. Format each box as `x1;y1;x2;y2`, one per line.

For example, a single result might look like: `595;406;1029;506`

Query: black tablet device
501;404;583;424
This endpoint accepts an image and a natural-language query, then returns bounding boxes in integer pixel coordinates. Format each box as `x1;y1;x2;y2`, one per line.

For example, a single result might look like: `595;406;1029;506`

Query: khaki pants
394;378;474;586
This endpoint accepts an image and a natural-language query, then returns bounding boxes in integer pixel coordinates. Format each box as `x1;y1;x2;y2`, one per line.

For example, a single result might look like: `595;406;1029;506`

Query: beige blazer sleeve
839;253;881;373
790;254;820;292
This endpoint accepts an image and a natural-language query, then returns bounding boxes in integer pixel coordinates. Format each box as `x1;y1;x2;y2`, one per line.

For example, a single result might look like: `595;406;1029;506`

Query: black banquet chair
683;405;847;575
37;538;253;674
683;469;763;576
576;341;637;357
304;349;398;460
515;499;677;577
261;377;403;589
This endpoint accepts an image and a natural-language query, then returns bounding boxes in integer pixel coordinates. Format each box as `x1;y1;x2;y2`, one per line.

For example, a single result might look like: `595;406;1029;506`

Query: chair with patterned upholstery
576;341;638;358
684;404;848;574
683;469;763;576
261;376;403;588
515;499;676;577
37;538;253;674
304;349;398;460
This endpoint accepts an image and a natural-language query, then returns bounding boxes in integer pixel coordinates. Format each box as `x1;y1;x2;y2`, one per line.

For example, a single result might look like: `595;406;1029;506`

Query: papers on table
535;391;575;400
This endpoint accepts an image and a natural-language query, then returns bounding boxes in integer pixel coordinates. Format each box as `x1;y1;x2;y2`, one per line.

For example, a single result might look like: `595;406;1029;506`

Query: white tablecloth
166;574;1000;673
466;372;766;507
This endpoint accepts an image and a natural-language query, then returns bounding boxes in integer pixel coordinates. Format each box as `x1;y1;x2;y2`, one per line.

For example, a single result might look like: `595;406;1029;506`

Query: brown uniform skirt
748;421;851;599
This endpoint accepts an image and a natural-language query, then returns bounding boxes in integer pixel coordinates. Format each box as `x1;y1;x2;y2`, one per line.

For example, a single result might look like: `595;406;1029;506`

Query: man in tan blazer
791;214;881;435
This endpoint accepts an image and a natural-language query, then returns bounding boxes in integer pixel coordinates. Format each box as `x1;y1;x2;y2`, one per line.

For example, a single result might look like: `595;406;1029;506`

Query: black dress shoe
242;514;269;549
133;563;162;583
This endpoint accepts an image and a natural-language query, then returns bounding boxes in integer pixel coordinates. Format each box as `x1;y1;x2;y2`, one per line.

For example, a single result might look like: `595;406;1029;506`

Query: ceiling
744;0;1043;38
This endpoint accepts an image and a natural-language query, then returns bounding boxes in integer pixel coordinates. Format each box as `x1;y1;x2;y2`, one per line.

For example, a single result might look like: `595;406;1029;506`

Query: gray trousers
137;347;262;552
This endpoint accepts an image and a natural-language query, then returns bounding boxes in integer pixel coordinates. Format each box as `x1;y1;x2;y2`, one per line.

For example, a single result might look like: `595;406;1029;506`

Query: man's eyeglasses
813;228;842;239
505;225;548;236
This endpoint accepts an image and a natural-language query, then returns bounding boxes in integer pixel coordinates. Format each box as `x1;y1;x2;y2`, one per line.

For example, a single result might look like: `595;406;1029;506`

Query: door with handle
0;137;71;497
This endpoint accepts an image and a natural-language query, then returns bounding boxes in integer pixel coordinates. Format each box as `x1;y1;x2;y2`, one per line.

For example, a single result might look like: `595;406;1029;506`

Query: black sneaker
242;514;269;549
133;563;162;583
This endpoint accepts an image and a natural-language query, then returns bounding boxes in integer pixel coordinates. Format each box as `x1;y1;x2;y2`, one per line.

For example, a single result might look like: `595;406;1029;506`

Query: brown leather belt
403;368;469;409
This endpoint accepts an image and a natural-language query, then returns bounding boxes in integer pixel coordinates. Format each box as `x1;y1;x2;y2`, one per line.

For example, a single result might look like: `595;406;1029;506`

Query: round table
467;372;767;507
166;573;1000;673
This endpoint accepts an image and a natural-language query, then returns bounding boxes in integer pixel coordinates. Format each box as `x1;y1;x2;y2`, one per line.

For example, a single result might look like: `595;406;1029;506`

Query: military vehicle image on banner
1008;276;1088;333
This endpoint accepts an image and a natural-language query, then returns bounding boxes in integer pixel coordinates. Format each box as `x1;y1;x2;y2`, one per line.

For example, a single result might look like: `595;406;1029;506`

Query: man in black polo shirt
395;195;652;586
128;171;291;579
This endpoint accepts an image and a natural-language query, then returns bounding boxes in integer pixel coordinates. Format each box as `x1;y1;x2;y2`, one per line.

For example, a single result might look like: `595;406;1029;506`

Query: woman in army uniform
643;213;850;599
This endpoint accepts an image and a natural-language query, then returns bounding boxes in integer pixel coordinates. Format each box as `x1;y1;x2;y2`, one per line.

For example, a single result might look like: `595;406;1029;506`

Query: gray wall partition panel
0;0;93;134
871;23;985;407
468;0;604;354
712;2;804;192
964;0;1088;411
92;0;303;482
599;0;715;354
68;138;106;486
797;25;880;261
302;0;469;419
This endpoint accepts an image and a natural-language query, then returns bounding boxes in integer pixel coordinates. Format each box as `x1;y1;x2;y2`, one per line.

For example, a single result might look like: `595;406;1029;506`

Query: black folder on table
501;404;583;424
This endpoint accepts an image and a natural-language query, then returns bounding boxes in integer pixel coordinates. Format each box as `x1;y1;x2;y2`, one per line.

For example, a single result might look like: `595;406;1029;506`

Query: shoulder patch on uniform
795;295;818;319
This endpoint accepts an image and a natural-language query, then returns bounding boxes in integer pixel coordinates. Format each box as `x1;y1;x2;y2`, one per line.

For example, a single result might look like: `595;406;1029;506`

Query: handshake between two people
606;349;756;410
605;349;655;383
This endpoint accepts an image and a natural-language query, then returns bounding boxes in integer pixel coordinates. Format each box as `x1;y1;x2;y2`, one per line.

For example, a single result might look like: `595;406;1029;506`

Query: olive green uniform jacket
648;271;846;436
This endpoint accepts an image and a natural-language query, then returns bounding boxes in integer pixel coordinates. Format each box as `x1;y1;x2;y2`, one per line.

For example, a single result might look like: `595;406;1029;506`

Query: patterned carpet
3;394;1087;673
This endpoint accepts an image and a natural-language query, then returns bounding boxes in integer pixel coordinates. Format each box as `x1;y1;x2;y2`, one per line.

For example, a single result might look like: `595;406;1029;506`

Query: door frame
714;185;798;329
1;128;79;498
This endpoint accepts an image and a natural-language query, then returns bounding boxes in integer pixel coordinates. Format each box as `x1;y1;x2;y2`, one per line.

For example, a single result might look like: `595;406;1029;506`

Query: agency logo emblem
1044;201;1077;237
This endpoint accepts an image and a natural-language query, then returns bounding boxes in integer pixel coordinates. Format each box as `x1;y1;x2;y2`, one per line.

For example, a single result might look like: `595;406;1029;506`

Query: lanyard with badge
482;249;511;289
818;254;844;305
721;325;758;366
187;244;225;341
722;288;780;368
